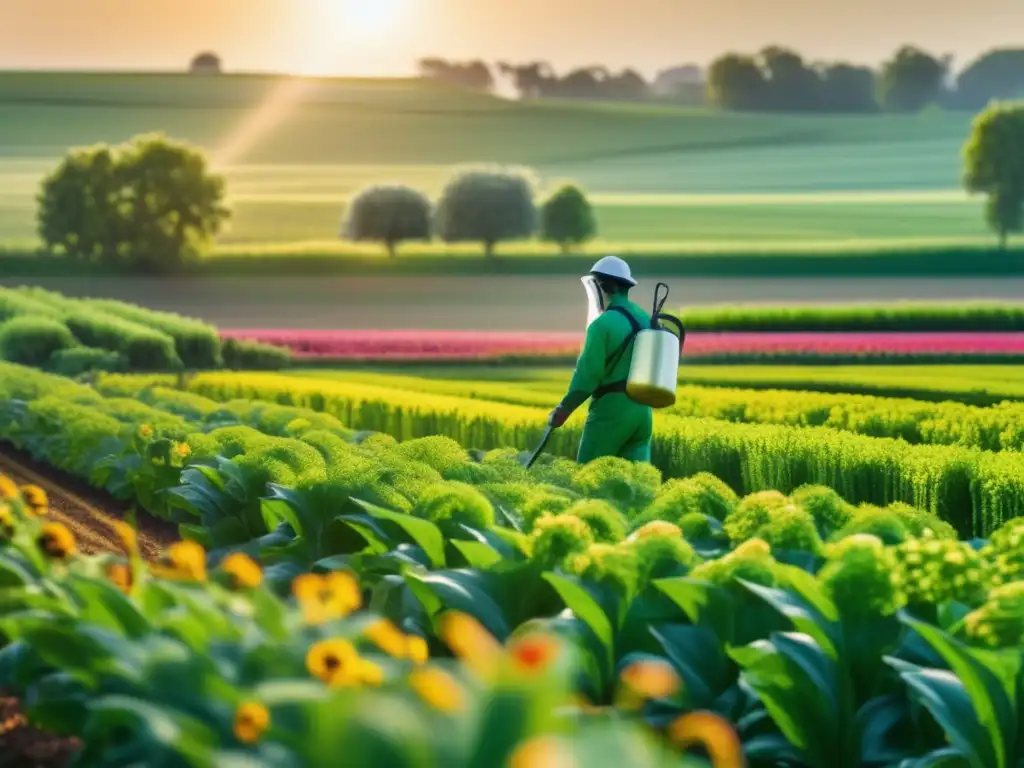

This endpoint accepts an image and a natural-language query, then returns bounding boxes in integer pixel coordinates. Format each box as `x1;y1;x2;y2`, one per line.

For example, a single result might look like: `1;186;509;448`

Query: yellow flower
0;504;14;538
406;635;429;665
20;485;47;511
408;667;465;713
668;711;745;768
105;562;133;594
174;442;191;459
292;571;361;625
507;632;560;675
0;475;19;500
222;552;262;589
113;520;137;556
358;660;385;687
37;522;76;559
306;639;362;688
138;424;153;440
508;736;578;768
152;540;207;582
620;659;681;700
364;618;408;659
628;521;683;541
233;701;269;744
439;611;502;678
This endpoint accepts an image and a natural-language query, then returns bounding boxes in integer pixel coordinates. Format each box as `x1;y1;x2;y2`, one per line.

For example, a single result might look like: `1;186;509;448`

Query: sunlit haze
0;0;1020;77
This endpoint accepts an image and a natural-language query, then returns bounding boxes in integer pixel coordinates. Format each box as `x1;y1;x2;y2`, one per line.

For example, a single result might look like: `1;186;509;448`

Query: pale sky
0;0;1017;78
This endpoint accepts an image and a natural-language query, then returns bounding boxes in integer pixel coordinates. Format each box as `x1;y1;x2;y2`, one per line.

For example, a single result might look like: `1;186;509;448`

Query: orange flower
105;562;133;594
508;632;560;675
20;485;48;513
151;540;207;582
233;701;269;744
507;736;578;768
406;634;429;665
668;711;745;768
408;667;465;713
113;520;137;556
0;475;18;500
37;522;76;559
221;552;262;589
174;442;191;459
439;611;502;678
292;571;361;624
620;659;680;700
306;639;362;688
364;618;408;658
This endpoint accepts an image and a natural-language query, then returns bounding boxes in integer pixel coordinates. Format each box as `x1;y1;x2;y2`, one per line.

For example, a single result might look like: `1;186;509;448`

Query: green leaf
351;499;446;569
543;572;614;670
654;577;735;643
450;540;502;568
739;577;841;659
405;570;511;640
899;616;1018;768
261;498;302;538
64;577;152;639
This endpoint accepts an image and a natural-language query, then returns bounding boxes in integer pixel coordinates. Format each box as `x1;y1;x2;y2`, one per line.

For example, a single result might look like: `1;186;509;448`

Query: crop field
0;71;994;252
0;357;1021;764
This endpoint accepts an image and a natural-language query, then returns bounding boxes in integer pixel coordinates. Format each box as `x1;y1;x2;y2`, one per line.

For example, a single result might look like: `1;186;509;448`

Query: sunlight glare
325;0;405;36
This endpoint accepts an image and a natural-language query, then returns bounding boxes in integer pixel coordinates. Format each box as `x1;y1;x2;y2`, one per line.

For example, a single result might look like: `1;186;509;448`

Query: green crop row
0;285;289;372
1;363;1022;766
136;371;1021;537
298;370;1024;452
680;301;1024;331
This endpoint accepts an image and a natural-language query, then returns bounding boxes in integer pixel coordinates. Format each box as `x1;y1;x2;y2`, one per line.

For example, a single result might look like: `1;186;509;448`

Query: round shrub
221;338;290;371
625;529;701;585
677;512;727;545
564;500;628;543
963;582;1024;649
540;183;596;252
690;539;778;592
48;348;126;376
758;504;823;555
528;456;577;489
631;478;704;527
341;184;432;257
566;543;639;595
413;482;495;529
572;456;661;516
894;536;989;607
529;514;594;570
686;473;740;521
830;506;912;546
396;436;470;475
791;485;854;537
818;534;904;618
723;490;788;544
0;316;77;366
886;502;957;540
521;490;575;530
434;166;538;257
982;517;1024;585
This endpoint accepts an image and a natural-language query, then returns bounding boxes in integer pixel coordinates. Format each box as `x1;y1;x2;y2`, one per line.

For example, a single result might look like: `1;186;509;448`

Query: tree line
417;45;1024;114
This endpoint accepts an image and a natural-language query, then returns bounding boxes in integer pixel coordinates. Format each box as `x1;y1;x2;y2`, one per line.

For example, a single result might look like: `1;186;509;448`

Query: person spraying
545;256;685;465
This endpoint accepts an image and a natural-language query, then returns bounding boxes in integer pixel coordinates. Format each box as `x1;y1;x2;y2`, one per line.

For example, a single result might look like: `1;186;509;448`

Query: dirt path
0;446;179;560
0;447;184;766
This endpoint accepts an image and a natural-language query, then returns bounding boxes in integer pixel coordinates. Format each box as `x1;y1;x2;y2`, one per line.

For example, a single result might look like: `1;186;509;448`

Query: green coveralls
558;294;654;464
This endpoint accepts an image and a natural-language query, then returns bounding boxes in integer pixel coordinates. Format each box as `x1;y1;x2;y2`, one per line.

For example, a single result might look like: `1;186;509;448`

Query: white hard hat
588;255;637;287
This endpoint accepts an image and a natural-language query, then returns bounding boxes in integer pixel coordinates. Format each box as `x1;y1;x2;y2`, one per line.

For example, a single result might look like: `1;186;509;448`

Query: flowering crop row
0;364;1021;766
222;328;1024;364
304;370;1024;452
121;370;1024;537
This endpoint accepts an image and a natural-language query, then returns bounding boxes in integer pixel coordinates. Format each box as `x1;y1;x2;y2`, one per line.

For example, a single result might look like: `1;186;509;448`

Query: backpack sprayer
525;280;686;468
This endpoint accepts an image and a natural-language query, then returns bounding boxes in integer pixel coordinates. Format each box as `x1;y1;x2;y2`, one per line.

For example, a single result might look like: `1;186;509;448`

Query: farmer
547;256;653;464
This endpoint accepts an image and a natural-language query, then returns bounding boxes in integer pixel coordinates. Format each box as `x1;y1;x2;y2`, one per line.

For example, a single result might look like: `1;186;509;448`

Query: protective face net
581;275;605;328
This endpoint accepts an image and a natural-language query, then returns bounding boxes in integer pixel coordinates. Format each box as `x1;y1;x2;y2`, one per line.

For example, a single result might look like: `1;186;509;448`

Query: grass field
0;71;994;251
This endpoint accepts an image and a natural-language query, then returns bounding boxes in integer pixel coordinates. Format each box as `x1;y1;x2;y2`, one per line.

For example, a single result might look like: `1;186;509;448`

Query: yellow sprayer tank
625;282;686;409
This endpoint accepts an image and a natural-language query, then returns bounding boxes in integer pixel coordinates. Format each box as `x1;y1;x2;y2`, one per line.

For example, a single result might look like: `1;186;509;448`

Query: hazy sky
0;0;1018;78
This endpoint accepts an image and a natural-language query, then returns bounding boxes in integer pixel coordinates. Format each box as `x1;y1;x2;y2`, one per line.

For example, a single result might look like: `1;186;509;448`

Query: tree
878;45;947;112
190;52;222;74
417;58;493;90
434;167;538;258
963;102;1024;249
707;54;767;110
37;133;230;273
541;184;596;252
341;184;432;258
954;48;1024;110
818;63;878;113
758;46;821;110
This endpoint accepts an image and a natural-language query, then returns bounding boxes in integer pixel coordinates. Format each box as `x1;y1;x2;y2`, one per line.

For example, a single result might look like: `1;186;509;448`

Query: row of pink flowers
221;330;1024;360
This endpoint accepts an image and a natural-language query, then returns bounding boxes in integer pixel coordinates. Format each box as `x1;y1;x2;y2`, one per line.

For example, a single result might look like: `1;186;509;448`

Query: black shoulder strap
603;305;642;371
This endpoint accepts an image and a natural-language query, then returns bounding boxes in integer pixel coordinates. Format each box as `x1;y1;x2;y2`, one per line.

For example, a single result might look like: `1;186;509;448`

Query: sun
321;0;405;35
